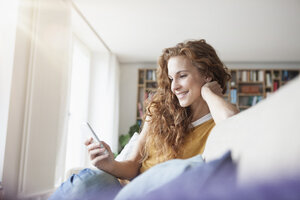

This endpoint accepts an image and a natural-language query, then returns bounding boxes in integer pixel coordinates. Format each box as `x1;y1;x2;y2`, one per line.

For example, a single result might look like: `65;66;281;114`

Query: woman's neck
191;102;210;122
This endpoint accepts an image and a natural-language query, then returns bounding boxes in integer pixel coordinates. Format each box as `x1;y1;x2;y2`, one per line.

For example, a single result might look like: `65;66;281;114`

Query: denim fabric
114;154;204;200
49;168;122;200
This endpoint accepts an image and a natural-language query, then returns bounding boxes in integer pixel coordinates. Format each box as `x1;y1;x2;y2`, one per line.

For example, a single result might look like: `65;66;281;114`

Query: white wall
0;0;19;182
2;0;72;199
119;63;157;136
226;62;300;69
118;62;300;136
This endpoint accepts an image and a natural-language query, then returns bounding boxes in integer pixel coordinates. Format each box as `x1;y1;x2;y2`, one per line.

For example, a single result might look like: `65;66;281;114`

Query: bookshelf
137;69;157;125
228;69;300;111
136;68;300;122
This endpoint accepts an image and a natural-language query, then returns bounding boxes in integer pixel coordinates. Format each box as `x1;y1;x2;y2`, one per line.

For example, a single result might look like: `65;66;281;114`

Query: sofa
203;75;300;186
66;75;300;200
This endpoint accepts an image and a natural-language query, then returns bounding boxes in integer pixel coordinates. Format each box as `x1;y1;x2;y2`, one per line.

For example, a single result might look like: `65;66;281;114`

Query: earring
206;77;212;82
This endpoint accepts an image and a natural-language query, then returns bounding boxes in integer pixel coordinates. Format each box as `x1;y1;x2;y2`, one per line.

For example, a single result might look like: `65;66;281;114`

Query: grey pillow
114;154;204;200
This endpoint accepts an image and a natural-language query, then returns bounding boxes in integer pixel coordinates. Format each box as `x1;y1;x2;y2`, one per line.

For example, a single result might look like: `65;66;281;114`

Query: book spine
138;102;143;118
230;89;237;104
258;71;264;82
266;73;272;87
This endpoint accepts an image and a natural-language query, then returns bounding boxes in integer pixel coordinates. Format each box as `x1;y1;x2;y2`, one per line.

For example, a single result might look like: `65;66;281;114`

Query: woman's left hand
201;81;223;101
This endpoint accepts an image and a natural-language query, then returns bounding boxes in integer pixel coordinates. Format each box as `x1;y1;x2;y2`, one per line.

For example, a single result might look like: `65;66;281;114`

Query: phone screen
86;122;101;143
83;122;107;153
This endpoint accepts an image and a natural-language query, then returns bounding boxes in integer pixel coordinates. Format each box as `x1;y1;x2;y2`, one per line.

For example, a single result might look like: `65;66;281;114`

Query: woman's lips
176;91;188;99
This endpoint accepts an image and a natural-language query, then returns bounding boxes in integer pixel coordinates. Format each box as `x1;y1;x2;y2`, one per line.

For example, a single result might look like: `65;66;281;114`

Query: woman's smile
175;91;189;99
168;56;207;108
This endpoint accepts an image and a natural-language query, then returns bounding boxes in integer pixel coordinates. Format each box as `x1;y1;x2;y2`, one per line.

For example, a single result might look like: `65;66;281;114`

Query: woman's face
167;56;207;108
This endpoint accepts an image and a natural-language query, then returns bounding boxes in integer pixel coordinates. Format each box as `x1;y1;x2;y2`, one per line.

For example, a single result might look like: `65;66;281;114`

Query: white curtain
59;49;120;180
88;53;120;154
64;37;91;175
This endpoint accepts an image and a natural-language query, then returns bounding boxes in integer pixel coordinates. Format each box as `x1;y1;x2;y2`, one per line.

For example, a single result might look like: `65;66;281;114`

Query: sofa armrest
203;76;300;186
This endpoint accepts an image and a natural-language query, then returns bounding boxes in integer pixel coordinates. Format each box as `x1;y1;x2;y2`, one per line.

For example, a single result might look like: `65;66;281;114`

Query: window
64;37;91;174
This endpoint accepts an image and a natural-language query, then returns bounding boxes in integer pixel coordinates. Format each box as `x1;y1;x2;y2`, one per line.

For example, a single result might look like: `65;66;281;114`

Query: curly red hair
141;39;231;162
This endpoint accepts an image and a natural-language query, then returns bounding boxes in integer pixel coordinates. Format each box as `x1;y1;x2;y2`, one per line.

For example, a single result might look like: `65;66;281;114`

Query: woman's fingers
84;137;94;146
89;147;107;159
87;142;101;151
101;141;112;152
85;140;114;170
209;81;222;95
91;154;109;166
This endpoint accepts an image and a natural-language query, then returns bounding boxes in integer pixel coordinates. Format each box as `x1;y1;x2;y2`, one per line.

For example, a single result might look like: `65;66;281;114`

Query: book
138;102;143;118
252;71;257;82
266;73;272;87
242;71;247;82
273;81;278;91
258;71;264;82
152;70;156;81
230;89;237;104
251;96;258;106
257;96;263;102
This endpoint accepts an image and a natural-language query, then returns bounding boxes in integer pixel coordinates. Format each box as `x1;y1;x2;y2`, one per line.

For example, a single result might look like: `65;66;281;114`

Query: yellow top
140;118;215;173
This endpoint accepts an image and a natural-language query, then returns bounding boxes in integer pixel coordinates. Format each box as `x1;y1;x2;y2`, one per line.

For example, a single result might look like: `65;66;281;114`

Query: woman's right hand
84;138;115;172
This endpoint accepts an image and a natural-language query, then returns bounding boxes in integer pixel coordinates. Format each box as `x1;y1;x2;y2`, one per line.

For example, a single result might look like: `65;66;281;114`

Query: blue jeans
49;168;122;200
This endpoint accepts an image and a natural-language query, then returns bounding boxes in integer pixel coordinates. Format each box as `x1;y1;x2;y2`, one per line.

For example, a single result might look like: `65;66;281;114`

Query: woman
49;39;239;199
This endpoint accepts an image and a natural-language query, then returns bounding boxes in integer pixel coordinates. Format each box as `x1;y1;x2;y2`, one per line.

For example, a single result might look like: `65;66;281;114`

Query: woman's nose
171;79;180;93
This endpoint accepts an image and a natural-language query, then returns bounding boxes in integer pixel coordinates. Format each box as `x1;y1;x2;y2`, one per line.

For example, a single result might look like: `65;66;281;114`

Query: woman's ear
205;77;212;82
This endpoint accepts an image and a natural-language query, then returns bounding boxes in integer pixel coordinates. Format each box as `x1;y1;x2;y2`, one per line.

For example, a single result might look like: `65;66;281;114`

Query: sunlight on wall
0;0;19;182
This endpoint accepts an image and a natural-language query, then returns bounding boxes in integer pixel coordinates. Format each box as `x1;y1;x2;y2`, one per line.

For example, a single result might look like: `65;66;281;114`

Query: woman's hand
200;81;239;124
84;138;115;172
201;81;223;101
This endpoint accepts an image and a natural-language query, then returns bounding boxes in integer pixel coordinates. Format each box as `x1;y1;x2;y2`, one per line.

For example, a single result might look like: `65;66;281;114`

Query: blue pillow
114;154;204;200
137;151;300;200
137;151;236;200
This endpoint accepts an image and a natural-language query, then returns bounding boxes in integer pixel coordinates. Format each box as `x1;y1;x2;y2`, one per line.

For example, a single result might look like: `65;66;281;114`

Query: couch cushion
203;76;300;186
114;154;204;200
115;132;139;161
138;151;236;200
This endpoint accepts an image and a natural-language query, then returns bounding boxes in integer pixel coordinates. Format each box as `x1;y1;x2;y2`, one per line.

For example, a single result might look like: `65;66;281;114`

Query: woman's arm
109;122;148;180
201;81;239;124
85;120;149;180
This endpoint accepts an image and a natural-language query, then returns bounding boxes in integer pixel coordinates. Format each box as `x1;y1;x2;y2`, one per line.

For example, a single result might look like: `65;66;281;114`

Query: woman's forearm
108;160;141;180
203;88;239;124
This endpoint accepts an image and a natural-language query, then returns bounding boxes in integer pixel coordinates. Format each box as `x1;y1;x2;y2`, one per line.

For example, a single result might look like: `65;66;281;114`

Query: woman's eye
179;74;187;78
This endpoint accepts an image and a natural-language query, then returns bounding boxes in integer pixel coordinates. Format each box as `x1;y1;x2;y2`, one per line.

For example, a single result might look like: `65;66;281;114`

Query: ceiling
72;0;300;63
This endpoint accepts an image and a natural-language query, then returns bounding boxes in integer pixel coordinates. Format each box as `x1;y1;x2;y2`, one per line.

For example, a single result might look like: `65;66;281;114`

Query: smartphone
86;122;104;148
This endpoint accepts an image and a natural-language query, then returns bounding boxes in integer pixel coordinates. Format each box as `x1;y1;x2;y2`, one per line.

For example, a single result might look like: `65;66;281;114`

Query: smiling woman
140;39;239;173
49;39;239;200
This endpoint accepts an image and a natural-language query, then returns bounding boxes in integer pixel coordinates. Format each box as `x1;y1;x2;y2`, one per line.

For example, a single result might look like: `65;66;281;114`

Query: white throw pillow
115;132;139;161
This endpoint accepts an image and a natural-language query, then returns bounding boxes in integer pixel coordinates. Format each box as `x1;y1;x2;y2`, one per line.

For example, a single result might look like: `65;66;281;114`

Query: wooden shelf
238;81;264;84
239;105;250;109
137;68;300;121
238;93;263;96
146;88;157;91
145;80;157;83
137;69;157;121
